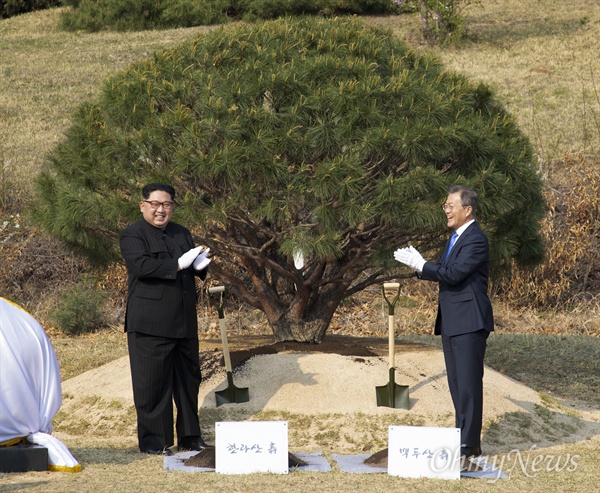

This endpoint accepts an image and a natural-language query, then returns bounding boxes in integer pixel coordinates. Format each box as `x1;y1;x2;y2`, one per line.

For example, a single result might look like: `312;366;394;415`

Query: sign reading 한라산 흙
215;421;288;474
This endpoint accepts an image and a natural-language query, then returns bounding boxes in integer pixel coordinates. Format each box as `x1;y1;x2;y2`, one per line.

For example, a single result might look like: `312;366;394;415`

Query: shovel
207;286;250;407
376;282;410;409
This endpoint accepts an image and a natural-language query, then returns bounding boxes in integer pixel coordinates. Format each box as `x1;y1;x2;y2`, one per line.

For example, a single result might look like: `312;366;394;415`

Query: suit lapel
445;222;477;265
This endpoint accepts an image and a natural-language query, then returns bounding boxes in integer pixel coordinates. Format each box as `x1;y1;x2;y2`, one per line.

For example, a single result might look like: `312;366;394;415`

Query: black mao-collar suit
120;219;207;452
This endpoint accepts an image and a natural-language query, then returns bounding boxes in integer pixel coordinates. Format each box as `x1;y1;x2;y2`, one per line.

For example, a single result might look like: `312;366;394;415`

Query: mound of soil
199;334;430;382
183;449;308;469
364;448;388;468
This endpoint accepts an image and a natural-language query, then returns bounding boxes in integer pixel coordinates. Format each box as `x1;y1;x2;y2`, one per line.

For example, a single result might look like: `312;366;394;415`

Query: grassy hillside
1;2;599;204
376;1;600;167
0;8;214;208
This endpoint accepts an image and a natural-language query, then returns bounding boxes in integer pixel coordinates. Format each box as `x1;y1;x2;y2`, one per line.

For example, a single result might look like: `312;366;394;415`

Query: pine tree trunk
418;0;430;32
270;317;331;343
258;287;343;343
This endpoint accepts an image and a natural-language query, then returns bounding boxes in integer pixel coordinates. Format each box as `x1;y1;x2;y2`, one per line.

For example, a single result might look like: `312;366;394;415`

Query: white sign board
215;421;288;474
388;426;461;480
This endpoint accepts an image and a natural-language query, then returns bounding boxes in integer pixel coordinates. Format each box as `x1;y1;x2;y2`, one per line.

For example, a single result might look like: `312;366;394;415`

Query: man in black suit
394;185;493;461
120;183;213;456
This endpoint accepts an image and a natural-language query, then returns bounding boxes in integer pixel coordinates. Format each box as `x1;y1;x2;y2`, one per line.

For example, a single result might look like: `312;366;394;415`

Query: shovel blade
376;384;410;409
376;367;410;409
215;372;250;407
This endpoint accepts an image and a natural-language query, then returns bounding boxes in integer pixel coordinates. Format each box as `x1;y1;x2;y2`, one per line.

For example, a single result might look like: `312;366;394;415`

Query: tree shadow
482;397;599;457
198;336;388;431
63;446;153;466
467;15;590;45
199;353;322;422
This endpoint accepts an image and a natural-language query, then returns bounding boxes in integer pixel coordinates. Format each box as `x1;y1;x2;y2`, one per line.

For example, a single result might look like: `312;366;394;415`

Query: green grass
485;334;600;407
403;333;600;407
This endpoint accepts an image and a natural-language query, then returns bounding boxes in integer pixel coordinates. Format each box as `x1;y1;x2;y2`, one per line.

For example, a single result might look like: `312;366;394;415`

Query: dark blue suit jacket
419;222;494;337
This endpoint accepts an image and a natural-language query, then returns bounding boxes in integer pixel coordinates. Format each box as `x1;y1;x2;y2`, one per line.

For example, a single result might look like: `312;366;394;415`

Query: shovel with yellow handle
375;282;410;409
207;285;250;407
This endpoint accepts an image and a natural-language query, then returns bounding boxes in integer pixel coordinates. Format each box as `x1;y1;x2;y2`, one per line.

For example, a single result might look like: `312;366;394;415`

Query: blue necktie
445;232;458;261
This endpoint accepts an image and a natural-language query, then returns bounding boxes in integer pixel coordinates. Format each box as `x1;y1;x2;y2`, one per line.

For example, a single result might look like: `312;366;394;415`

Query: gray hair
447;185;477;217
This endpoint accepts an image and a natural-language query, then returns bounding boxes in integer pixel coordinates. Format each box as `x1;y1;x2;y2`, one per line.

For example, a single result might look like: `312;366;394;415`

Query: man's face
443;191;472;230
140;190;174;228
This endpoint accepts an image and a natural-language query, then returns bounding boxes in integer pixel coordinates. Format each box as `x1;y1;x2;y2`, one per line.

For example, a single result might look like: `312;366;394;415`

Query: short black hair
448;184;477;217
142;183;175;200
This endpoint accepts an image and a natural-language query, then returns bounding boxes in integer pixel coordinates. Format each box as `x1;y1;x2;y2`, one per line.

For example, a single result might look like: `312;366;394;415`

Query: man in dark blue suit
120;183;213;456
394;185;493;461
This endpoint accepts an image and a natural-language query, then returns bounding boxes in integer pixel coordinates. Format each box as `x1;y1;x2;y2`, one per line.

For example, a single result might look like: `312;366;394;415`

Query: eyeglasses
143;200;174;210
441;203;463;212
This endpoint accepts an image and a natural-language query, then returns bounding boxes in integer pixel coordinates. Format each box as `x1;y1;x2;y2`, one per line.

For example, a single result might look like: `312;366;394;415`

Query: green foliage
50;278;107;335
402;0;478;45
33;16;545;340
34;16;544;266
60;0;231;31
0;0;59;19
240;0;393;19
59;0;396;32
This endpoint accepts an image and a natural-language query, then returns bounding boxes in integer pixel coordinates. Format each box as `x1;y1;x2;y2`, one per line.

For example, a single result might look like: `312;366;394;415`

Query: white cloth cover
0;297;81;472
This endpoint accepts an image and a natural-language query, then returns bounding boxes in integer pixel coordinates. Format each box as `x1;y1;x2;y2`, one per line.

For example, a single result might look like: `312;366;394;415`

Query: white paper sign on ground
388;426;461;480
215;421;288;474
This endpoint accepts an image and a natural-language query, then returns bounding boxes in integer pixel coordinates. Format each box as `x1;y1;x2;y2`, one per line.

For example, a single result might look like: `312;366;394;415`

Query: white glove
393;247;411;265
407;246;426;271
178;246;203;270
394;245;426;272
193;247;211;271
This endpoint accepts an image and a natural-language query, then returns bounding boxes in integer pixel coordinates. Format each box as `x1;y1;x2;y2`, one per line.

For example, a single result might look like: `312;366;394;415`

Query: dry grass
496;156;600;311
366;1;600;168
50;327;128;380
1;436;599;492
0;7;216;207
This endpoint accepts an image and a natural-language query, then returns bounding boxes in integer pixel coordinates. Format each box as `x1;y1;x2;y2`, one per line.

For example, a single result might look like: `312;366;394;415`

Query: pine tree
32;16;545;342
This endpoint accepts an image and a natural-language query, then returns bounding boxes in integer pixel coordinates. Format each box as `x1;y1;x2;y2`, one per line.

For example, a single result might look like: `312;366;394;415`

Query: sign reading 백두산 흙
388;426;461;480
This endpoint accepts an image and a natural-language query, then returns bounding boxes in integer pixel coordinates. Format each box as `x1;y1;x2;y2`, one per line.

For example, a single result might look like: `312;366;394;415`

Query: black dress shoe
460;446;482;458
178;437;214;452
141;448;173;456
460;459;485;473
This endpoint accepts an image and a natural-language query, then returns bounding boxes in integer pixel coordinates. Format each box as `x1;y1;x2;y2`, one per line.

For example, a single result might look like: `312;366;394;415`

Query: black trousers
441;329;488;450
127;332;202;451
